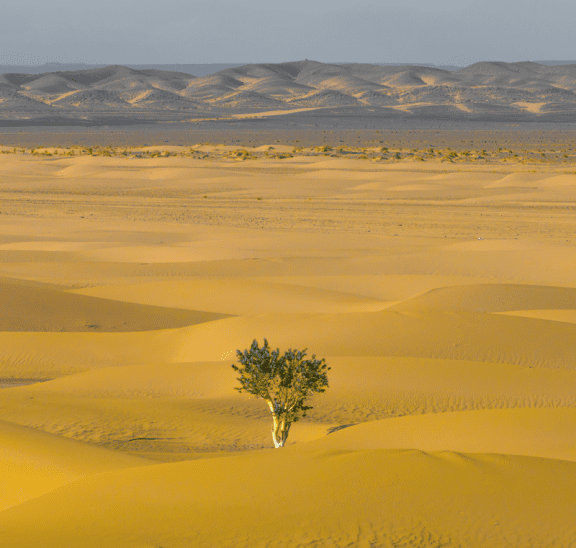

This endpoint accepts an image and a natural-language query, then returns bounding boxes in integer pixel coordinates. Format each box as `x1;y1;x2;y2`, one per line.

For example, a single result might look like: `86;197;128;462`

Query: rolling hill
1;60;576;121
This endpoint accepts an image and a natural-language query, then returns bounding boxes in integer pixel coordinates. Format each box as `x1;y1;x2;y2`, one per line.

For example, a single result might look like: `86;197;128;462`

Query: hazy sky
0;0;573;66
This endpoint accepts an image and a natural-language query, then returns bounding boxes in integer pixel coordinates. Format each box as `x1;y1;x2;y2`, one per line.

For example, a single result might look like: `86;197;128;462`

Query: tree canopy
232;338;330;447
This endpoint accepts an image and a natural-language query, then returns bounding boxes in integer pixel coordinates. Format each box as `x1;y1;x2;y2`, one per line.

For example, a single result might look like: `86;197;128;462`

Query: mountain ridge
1;60;576;123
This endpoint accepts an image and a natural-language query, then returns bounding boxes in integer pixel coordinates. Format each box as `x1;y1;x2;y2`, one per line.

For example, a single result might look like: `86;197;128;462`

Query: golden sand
0;146;575;546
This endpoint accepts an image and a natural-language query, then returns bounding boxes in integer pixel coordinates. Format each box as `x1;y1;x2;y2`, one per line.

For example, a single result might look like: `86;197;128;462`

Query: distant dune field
2;60;576;126
0;146;575;547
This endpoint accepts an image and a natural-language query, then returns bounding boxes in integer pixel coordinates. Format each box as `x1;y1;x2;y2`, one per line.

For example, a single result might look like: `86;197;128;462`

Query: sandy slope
314;407;576;461
0;419;151;511
0;277;229;331
1;307;575;379
69;278;388;314
496;309;576;323
1;356;574;458
1;447;576;548
1;151;575;546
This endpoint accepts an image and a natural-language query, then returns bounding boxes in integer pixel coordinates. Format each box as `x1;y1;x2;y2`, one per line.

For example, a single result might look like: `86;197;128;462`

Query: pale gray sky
0;0;573;66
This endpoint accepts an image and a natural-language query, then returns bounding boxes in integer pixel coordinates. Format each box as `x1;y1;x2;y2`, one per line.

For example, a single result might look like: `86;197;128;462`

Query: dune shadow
327;424;357;435
0;378;51;389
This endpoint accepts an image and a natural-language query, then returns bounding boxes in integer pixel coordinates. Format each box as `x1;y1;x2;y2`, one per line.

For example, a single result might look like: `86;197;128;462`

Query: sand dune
315;74;385;94
2;241;576;290
224;62;305;82
50;89;129;107
355;89;399;105
20;74;87;95
0;91;51;110
137;69;196;92
0;328;185;378
168;310;576;368
213;90;286;107
256;275;505;301
3;305;573;381
315;407;576;461
3;60;576;120
388;283;576;313
1;151;575;546
496;309;576;324
0;277;229;332
59;65;154;87
182;74;244;99
0;365;326;454
2;355;574;449
456;61;576;90
290;89;360;106
1;447;576;548
0;73;39;87
11;362;240;399
483;172;576;188
316;356;576;420
69;278;387;314
123;88;197;108
242;76;314;97
0;419;151;511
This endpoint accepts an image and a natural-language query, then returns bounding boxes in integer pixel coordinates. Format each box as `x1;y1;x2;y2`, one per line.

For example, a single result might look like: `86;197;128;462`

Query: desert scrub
232;339;329;448
229;150;249;160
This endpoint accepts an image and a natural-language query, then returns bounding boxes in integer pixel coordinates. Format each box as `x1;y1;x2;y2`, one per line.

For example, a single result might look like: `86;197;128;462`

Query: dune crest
1;447;576;547
2;60;576;122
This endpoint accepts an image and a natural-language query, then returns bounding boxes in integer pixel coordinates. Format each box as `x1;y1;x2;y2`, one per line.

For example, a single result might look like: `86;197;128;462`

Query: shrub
232;339;329;448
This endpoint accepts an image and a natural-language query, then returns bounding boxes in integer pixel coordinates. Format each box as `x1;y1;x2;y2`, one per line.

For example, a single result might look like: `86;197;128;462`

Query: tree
231;339;330;448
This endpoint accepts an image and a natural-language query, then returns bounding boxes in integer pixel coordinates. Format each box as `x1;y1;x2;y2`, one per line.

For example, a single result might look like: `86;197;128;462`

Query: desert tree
232;339;330;448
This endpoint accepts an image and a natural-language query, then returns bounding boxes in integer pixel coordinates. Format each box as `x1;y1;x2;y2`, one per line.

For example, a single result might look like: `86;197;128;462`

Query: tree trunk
271;413;291;448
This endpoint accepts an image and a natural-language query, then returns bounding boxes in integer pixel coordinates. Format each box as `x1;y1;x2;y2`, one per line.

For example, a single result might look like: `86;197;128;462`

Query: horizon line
1;60;576;68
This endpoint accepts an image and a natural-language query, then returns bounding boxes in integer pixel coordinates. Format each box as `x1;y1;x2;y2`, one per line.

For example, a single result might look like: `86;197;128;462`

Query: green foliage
232;339;330;423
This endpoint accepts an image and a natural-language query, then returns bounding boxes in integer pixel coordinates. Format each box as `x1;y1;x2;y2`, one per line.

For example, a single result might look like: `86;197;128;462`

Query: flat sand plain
1;139;576;547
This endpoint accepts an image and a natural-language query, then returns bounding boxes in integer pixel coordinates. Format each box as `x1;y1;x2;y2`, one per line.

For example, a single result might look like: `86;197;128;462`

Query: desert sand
1;142;576;547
